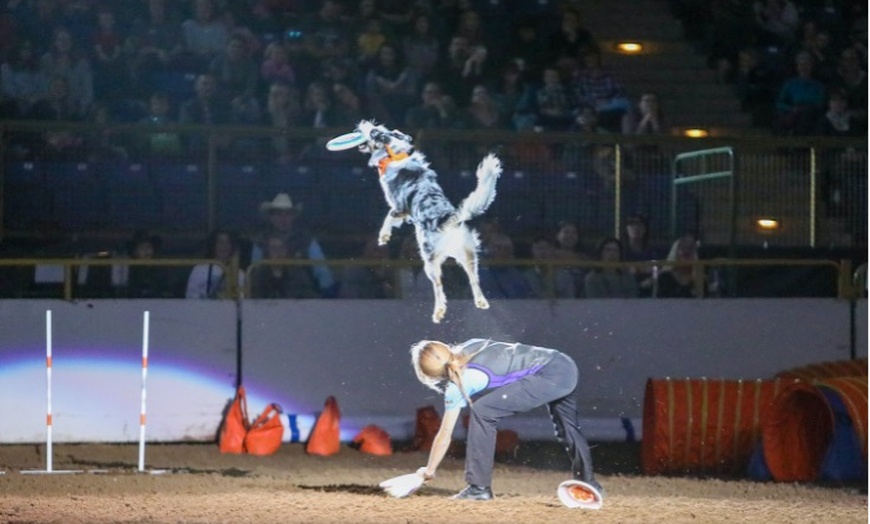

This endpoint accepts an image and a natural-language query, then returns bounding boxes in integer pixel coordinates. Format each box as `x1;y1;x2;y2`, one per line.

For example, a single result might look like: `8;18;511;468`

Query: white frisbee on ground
326;131;367;151
557;480;603;509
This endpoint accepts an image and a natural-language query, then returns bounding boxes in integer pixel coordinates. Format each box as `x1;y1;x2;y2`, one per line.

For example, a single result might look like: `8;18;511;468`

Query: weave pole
21;310;82;474
137;311;167;475
138;311;149;472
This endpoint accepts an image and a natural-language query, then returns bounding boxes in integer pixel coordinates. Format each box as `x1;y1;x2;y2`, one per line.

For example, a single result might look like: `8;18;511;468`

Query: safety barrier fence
0;257;858;301
1;122;866;250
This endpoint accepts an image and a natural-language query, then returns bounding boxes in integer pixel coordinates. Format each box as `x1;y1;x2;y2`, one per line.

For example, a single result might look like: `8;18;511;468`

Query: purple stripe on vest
467;363;545;388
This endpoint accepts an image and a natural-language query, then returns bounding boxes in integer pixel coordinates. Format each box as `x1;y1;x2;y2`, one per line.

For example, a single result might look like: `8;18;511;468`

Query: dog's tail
445;153;502;228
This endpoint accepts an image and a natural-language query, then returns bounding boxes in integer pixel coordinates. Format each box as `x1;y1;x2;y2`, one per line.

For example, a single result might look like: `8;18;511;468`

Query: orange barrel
776;358;867;382
762;376;867;482
642;377;794;475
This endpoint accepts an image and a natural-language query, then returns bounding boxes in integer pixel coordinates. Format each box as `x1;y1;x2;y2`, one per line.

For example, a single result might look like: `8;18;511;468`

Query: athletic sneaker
451;484;493;501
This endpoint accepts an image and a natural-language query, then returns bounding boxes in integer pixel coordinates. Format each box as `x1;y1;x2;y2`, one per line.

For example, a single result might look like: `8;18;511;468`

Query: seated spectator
209;34;261;125
570;47;630;132
112;230;174;298
249;232;321;299
584;237;638;298
734;46;781;128
250;193;336;297
404;81;457;129
299;80;340;128
39;27;93;115
338;237;395;299
490;61;535;131
523;235;576;299
751;0;799;48
553;220;591;297
622;214;660;297
181;0;229;68
547;7;598;64
504;20;548;80
356;15;387;66
816;88;865;138
26;76;85;161
402;12;440;77
656;232;706;298
774;51;826;136
296;0;352;86
363;42;419;128
185;229;245;299
137;91;183;160
829;47;868;125
260;41;296;87
262;82;302;163
84;102;128;163
1;40;47;114
125;0;186;88
530;67;574;132
90;6;128;101
622;91;666;135
330;81;365;127
178;73;232;157
562;104;610;168
462;84;507;130
478;232;535;299
428;34;488;106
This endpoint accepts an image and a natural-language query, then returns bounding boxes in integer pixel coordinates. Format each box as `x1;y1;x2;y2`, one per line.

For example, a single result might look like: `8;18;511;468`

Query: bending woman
410;338;604;501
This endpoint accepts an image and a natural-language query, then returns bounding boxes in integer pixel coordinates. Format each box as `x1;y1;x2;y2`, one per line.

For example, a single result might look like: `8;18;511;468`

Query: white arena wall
0;299;864;445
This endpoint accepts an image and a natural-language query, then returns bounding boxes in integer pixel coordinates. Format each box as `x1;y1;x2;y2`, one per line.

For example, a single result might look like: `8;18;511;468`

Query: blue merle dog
353;120;502;323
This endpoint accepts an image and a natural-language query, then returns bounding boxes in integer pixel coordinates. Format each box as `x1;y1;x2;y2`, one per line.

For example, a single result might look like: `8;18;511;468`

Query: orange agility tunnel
761;376;867;482
642;377;795;475
775;358;868;382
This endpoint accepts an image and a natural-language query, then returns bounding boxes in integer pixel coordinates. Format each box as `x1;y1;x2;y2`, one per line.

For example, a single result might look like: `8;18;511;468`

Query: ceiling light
756;218;780;231
683;128;709;138
615;42;644;54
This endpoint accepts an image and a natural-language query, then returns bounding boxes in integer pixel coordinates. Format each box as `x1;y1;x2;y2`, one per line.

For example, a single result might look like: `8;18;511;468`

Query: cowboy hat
259;193;303;216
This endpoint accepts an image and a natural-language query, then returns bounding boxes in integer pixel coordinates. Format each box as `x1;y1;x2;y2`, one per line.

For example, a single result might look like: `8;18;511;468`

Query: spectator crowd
0;0;864;300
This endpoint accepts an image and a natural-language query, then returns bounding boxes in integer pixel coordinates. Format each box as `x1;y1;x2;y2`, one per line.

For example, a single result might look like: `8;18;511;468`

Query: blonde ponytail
410;340;475;405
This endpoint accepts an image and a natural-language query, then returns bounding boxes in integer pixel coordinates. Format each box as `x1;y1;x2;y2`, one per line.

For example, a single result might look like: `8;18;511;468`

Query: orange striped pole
46;309;53;472
138;311;150;472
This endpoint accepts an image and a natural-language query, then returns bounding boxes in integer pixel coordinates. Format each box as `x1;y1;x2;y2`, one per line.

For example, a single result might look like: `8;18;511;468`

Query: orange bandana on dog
378;146;409;176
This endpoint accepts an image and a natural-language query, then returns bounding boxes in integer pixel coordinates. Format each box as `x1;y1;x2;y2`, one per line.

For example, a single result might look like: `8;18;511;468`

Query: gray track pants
464;353;595;487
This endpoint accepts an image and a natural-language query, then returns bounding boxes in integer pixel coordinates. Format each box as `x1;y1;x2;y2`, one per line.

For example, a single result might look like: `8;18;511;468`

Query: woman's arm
421;406;460;478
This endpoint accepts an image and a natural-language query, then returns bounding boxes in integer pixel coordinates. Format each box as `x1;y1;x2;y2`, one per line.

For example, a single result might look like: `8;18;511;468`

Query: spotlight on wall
756;218;781;231
683;128;709;138
615;42;644;54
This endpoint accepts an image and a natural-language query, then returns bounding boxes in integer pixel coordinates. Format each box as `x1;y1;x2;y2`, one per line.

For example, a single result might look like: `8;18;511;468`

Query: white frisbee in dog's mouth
326;131;367;151
557;480;603;509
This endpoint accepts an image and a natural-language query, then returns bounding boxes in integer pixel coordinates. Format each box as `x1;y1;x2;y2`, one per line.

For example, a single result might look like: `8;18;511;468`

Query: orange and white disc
557;480;603;509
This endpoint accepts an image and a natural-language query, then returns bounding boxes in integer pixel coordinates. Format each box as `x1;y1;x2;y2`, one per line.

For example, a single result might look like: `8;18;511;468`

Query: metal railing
0;257;853;300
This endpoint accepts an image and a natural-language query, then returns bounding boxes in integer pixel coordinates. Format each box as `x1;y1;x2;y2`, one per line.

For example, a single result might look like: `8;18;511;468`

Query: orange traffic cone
413;405;441;451
306;396;341;456
352;425;393;456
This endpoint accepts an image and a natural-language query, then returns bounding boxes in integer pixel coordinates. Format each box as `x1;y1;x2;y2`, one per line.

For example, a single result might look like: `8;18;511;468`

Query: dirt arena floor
0;441;865;524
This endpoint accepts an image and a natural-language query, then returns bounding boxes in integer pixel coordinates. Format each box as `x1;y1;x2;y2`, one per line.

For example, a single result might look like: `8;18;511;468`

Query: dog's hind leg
378;211;406;246
457;246;489;310
422;258;448;323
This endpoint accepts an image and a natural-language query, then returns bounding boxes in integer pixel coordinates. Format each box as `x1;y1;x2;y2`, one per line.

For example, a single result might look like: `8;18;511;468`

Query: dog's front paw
377;232;391;246
475;297;490;310
432;306;446;323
